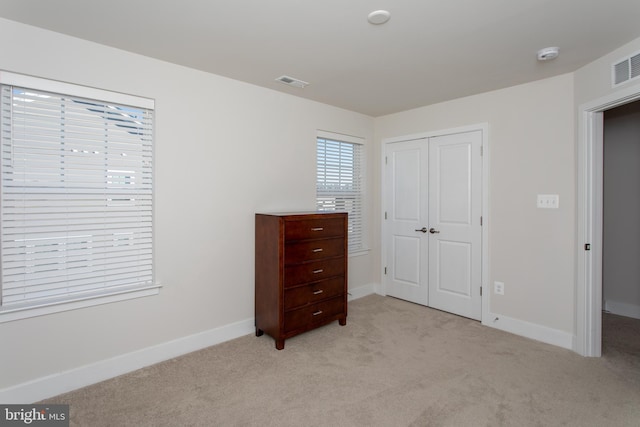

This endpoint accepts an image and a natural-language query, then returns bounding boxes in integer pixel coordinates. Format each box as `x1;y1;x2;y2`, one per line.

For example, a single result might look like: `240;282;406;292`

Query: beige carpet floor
44;295;640;426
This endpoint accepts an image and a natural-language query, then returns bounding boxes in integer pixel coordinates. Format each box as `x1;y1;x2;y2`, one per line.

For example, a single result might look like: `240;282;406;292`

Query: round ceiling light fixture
368;10;391;25
537;46;559;61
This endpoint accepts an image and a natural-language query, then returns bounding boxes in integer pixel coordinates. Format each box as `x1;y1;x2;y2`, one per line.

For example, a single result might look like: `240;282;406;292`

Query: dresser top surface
256;211;347;218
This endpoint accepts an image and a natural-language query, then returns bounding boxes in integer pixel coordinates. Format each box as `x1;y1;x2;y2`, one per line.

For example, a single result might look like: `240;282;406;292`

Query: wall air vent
612;51;640;87
275;75;309;88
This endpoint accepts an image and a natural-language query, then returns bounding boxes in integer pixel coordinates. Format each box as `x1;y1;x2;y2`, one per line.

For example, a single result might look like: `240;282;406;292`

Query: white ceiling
1;0;640;117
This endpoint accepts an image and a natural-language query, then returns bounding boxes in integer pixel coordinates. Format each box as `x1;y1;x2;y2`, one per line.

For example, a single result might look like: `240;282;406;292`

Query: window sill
0;284;161;324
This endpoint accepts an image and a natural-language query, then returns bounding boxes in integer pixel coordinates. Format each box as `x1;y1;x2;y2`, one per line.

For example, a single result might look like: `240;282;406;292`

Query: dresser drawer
284;277;345;310
284;257;345;287
284;217;344;241
284;296;345;332
285;237;345;264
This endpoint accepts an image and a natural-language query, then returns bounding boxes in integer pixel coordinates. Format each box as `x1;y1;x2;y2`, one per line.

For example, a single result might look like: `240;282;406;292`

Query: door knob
429;228;440;234
415;227;428;233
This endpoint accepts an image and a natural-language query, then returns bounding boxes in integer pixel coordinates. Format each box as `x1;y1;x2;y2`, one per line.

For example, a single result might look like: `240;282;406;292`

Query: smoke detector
537;47;559;61
368;10;391;25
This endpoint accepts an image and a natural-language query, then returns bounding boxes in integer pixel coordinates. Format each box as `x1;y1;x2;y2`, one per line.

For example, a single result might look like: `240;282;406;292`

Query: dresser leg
256;328;264;337
339;317;347;326
275;339;285;350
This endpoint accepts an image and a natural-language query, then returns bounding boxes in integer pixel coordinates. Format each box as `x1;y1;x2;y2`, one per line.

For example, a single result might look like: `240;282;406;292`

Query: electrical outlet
494;281;504;295
537;194;559;209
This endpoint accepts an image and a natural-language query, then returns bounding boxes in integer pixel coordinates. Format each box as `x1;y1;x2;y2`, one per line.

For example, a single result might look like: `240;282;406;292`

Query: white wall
0;18;376;399
375;74;576;341
603;102;640;319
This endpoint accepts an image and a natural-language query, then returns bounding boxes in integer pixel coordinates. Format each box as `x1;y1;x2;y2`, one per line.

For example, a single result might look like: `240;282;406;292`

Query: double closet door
384;130;482;320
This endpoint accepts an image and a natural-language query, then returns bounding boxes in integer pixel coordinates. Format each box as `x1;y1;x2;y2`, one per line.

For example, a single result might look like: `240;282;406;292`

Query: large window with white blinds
316;132;365;253
0;72;157;320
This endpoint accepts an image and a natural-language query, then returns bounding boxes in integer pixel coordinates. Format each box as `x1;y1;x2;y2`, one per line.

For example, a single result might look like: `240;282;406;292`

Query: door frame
381;123;489;322
576;83;640;357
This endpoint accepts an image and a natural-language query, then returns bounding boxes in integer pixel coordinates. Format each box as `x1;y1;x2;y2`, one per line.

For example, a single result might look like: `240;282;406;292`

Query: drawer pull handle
313;310;323;316
311;227;324;231
313;289;324;295
312;269;324;274
312;248;323;253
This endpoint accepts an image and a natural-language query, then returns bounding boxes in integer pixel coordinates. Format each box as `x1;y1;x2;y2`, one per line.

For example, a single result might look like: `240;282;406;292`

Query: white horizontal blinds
0;84;154;309
316;136;363;252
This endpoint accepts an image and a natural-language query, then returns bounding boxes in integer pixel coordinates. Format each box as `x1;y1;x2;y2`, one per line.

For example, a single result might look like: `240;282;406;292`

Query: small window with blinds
0;72;157;319
316;132;365;253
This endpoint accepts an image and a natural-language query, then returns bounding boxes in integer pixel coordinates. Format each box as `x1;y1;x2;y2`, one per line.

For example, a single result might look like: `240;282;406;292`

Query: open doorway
577;83;640;358
602;101;640;360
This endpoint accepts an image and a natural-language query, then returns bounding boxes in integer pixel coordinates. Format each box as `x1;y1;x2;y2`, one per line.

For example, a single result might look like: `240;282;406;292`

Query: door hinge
585;243;591;251
384;267;387;275
480;286;483;296
385;211;387;220
480;216;483;226
385;156;388;165
480;146;483;156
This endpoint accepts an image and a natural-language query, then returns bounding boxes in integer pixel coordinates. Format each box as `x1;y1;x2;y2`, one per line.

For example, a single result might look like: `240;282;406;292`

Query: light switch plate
537;194;559;209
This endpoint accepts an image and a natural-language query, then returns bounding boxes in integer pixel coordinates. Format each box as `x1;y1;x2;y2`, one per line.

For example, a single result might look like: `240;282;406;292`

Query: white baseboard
484;311;574;350
348;283;376;301
604;300;640;320
0;318;255;404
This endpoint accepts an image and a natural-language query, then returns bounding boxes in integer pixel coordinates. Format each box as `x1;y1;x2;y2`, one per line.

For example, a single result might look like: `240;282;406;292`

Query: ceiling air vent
275;75;309;88
631;52;640;79
612;51;640;87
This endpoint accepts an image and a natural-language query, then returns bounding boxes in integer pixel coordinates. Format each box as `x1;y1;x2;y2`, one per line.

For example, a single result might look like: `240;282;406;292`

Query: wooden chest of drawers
255;212;348;349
